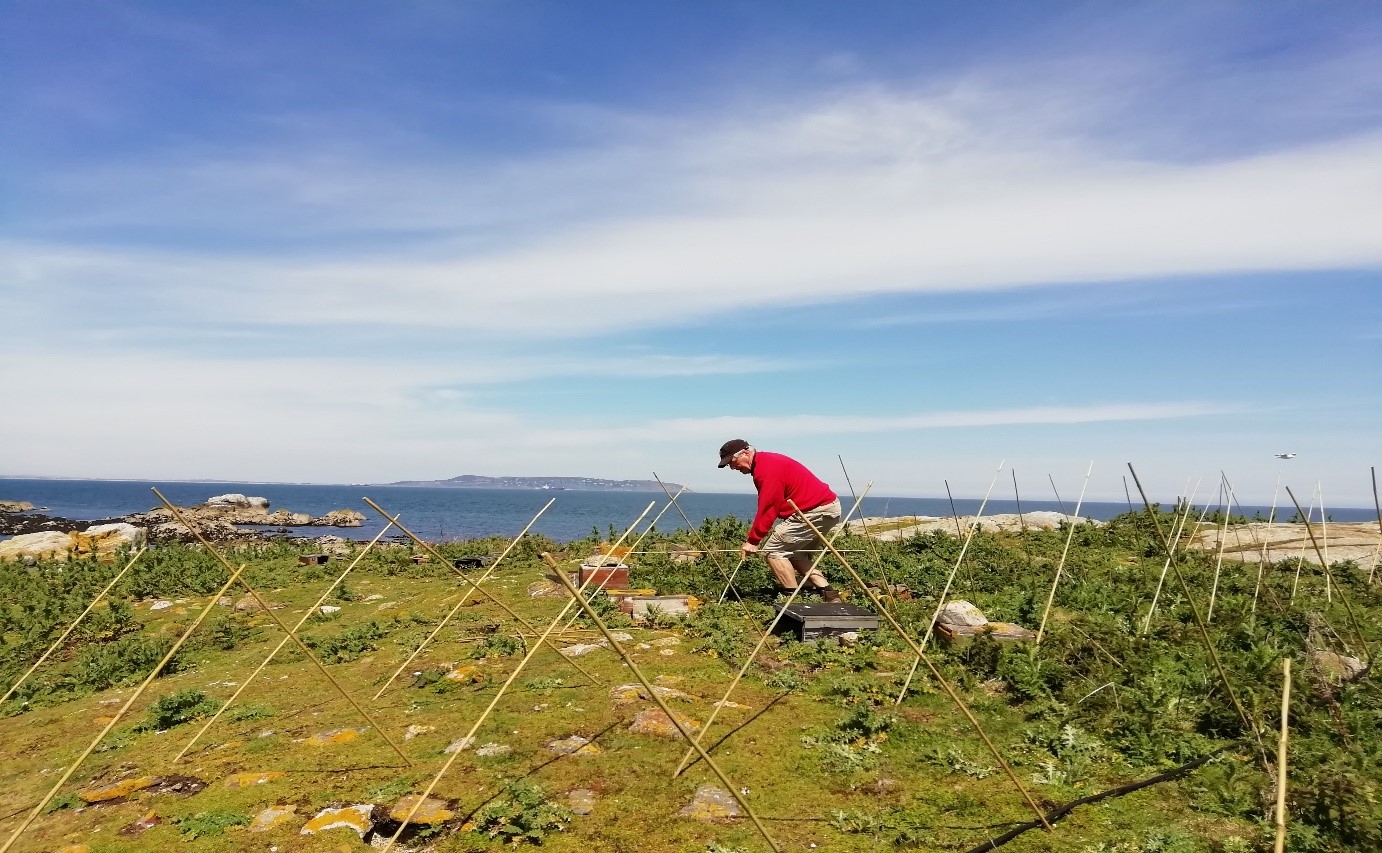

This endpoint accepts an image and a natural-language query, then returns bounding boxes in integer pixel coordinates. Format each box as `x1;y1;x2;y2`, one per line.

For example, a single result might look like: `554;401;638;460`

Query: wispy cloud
8;95;1381;340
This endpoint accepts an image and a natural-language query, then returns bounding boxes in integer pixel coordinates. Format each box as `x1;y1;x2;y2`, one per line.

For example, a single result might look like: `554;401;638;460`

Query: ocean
2;477;1374;544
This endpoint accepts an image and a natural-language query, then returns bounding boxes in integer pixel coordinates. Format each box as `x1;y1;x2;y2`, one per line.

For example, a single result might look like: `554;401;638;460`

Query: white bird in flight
1274;452;1297;459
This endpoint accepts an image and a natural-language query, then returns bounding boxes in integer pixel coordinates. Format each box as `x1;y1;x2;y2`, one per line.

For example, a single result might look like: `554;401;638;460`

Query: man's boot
820;586;842;603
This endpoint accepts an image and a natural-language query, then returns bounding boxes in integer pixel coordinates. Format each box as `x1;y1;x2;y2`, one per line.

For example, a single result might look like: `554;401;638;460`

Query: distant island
377;475;687;493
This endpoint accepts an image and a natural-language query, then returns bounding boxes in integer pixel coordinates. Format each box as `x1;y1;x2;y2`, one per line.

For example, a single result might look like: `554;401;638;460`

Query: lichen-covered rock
250;804;298;832
224;771;284;788
629;707;700;738
389;794;454;824
528;579;566;598
559;642;605;657
475;742;511;757
404;725;435;741
79;775;159;803
300;804;374;837
678;784;741;821
545;735;601;755
938;600;988;628
0;522;144;561
1309;648;1367;682
444;665;483;683
443;736;476;754
316;509;365;527
306;727;366;747
609;683;696;706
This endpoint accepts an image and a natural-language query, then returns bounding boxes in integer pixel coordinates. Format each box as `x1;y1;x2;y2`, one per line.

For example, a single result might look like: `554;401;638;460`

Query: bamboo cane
175;517;398;762
892;462;1005;705
0;562;248;853
1037;461;1093;644
653;472;747;602
1254;477;1283;617
1122;475;1134;514
1049;473;1068;517
1290;485;1317;603
1127;466;1266;764
361;497;601;686
1;546;147;707
1013;469;1034;574
717;556;749;604
944;479;965;539
788;501;1053;832
672;487;872;778
1371;467;1381;584
1320;483;1331;603
378;547;622;853
151;488;414;766
1142;481;1211;636
544;553;784;853
371;499;554;700
1274;657;1291;853
840;455;893;596
1207;477;1232;623
552;501;660;639
1283;487;1371;666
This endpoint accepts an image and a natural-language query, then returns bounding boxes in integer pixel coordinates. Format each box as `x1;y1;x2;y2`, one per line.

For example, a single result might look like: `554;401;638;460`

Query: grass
0;515;1376;853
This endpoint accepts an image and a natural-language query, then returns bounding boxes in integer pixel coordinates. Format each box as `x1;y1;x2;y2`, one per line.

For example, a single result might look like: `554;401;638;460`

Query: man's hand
740;541;758;558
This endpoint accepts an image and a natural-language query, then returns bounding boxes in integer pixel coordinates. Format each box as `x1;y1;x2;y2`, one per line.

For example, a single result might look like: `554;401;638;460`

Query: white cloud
7;89;1382;339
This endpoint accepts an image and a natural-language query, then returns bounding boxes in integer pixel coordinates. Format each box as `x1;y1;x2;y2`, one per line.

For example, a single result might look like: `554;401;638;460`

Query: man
717;439;843;602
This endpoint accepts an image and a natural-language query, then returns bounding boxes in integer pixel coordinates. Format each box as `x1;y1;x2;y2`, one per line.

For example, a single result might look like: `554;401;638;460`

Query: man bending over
717;439;843;602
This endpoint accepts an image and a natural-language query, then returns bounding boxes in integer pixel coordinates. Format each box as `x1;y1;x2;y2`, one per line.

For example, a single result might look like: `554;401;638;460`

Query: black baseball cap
717;439;750;467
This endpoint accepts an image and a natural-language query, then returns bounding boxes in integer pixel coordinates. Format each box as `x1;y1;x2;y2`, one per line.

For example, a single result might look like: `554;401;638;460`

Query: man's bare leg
789;554;827;588
766;554;800;589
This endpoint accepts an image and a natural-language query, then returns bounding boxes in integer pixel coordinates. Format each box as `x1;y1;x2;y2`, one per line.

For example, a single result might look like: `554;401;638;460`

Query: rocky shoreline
0;492;368;561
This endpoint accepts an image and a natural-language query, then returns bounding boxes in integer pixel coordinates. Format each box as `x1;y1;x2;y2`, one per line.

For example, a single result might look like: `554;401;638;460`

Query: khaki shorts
762;498;842;559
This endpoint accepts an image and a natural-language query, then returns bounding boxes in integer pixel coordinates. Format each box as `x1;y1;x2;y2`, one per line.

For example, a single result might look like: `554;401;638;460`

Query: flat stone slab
301;804;374;837
679;784;741;821
609;683;696;706
546;735;601;755
306;727;367;747
79;775;159;803
250;804;298;832
444;736;476;753
629;707;700;738
559;642;605;657
475;742;511;757
389;795;454;824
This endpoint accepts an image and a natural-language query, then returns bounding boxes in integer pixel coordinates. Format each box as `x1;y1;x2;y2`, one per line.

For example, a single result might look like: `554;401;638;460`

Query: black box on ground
775;601;879;642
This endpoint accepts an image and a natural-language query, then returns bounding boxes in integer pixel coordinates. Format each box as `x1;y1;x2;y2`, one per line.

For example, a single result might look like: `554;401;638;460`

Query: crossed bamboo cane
673;486;873;778
893;460;1005;704
150;488;414;765
787;499;1053;832
1;546;148;707
173;515;401;762
0;561;251;853
371;498;555;700
361;497;601;687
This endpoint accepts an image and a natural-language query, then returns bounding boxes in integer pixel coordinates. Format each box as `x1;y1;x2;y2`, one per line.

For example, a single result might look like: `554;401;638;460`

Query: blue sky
2;1;1380;505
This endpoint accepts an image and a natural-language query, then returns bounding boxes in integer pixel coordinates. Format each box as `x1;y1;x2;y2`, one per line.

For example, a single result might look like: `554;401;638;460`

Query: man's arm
746;477;784;546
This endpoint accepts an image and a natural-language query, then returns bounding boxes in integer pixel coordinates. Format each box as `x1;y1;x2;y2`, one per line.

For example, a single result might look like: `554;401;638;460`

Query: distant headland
376;474;687;493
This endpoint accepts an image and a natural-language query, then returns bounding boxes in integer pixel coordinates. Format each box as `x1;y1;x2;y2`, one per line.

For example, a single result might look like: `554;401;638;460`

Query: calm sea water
2;478;1374;543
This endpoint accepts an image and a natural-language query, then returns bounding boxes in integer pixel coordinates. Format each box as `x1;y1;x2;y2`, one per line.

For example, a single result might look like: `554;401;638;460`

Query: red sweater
747;451;838;545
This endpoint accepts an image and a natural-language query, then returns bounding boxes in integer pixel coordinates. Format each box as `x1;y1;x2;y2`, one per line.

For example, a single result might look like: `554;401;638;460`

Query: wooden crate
578;565;629;589
935;621;1036;647
298;554;329;566
775;602;879;642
